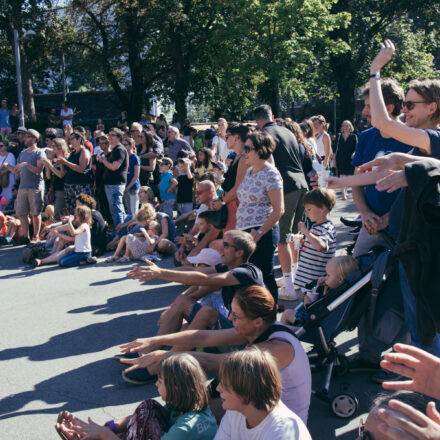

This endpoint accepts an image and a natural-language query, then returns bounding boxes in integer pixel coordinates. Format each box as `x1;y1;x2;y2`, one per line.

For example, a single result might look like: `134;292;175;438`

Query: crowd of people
2;40;440;439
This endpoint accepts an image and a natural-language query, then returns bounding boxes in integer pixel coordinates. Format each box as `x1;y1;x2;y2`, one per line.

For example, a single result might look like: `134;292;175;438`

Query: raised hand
381;343;440;400
371;39;395;72
376;170;408;193
119;337;158;355
377;400;440;440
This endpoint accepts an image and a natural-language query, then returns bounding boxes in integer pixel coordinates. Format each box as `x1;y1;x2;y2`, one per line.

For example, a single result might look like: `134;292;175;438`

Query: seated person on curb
281;255;359;331
119;230;263;378
118;285;312;425
175;211;221;266
56;354;217;440
174;180;219;265
215;347;311;440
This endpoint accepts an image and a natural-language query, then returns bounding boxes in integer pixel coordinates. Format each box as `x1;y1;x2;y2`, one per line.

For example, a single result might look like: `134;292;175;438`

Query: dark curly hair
246;131;276;160
75;193;97;209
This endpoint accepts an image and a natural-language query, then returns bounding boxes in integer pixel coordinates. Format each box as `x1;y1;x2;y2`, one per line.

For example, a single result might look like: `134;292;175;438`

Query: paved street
0;193;384;439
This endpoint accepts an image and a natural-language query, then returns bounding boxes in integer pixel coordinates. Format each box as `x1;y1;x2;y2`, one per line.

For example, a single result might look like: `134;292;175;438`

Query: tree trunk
20;51;36;121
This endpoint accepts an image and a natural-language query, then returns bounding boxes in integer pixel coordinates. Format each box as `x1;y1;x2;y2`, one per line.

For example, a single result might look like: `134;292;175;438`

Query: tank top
65;148;92;185
316;133;326;157
74;223;91;252
253;324;311;424
222;154;242;193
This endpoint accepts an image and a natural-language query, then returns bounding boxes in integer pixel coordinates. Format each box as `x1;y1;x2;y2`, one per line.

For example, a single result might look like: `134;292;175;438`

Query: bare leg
278;242;292;274
113;235;126;257
38;245;74;266
19;215;29;239
31;214;41;240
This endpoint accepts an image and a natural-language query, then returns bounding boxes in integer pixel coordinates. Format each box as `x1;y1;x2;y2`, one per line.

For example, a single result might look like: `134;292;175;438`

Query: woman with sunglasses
235;131;284;301
0;140;16;206
119;285;311;425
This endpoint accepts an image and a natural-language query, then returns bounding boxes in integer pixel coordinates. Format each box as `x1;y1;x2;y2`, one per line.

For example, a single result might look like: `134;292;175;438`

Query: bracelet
104;420;117;433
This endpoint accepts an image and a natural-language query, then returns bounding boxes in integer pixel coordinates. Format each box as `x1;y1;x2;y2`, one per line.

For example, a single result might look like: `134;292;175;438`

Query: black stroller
293;234;397;418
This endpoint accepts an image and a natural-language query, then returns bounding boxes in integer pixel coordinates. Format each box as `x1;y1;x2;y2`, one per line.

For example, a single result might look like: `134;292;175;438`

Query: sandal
118;256;131;263
105;256;119;263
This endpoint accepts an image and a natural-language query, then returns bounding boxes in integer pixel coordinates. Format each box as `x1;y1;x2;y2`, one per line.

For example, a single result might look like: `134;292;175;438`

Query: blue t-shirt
127;154;141;190
159;170;176;201
0;109;10;128
157;211;178;242
352;127;411;216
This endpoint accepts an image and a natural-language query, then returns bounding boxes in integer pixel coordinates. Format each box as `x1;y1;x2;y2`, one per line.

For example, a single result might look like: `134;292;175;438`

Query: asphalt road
0;192;384;439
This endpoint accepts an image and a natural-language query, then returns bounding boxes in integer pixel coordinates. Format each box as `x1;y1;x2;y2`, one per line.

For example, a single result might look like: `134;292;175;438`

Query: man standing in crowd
166;126;192;162
254;104;308;300
352;79;412;257
5;129;45;243
97;128;128;230
0;99;11;137
130;122;163;161
60;101;73;127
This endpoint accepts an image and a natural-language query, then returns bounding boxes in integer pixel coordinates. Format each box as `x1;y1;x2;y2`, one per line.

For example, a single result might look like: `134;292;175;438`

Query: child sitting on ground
122;220;161;262
159;157;177;219
40;204;55;240
281;255;359;330
56;353;217;440
280;188;337;301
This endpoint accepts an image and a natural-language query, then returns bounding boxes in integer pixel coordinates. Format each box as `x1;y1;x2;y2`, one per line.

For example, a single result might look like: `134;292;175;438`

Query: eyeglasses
403;100;432;110
229;311;246;322
244;146;255;153
109;133;119;138
358;419;373;440
100;141;109;145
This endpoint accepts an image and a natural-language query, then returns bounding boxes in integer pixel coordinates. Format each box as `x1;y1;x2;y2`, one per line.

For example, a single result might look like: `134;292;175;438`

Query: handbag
0;155;10;189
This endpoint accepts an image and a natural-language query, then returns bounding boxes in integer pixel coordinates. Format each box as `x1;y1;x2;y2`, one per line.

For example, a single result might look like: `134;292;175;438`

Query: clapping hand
127;259;162;282
376;170;408;193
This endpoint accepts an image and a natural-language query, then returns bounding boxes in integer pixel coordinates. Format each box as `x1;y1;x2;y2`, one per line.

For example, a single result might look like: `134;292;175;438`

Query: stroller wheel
333;354;349;377
331;393;358;418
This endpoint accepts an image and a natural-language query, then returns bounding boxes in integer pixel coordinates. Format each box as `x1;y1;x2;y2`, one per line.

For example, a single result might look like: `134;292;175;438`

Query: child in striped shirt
294;188;337;292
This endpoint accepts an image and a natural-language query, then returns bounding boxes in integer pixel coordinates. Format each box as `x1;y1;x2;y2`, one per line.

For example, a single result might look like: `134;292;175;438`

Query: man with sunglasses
123;230;263;384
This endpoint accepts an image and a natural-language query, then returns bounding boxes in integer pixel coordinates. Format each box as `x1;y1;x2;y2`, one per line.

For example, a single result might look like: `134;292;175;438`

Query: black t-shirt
177;174;194;203
103;144;128;185
91;209;108;251
263;121;307;193
215;262;264;310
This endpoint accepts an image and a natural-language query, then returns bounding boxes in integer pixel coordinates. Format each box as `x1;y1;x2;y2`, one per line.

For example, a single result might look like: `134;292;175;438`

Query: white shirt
61;107;73;126
213;135;229;162
74;223;91;253
195;203;208;224
214;401;312;440
316;133;326;157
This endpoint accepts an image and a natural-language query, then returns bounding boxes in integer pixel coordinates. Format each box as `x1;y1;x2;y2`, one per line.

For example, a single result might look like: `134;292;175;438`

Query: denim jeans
246;224;280;302
399;263;440;357
104;184;126;231
123;188;139;215
160;199;175;219
58;251;91;267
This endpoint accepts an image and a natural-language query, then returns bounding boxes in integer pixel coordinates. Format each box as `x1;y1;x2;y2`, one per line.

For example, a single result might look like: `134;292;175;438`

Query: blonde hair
44;204;55;218
158;353;209;412
148;220;161;235
52;138;69;157
407;79;440;123
329;255;359;280
219;346;282;411
137;203;156;222
341;120;354;133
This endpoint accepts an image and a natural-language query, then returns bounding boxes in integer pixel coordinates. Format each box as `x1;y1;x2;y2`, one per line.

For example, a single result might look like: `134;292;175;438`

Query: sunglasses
244;146;255;153
223;241;237;250
403;100;432;110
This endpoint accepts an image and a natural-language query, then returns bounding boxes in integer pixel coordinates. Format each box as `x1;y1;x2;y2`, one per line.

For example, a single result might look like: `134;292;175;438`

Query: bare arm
322;133;332;168
61;149;91;174
187;226;220;257
253;187;284;241
25;158;45;175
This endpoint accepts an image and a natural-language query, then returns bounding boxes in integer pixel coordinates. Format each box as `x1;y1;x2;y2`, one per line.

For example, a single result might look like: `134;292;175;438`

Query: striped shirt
294;221;336;289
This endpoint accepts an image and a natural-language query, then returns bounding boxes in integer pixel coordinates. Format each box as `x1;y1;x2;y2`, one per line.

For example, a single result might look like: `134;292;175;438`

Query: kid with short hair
159;157;177;219
280;188;337;300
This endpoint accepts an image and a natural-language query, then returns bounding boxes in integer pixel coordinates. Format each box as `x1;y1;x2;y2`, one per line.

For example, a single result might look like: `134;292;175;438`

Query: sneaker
278;287;298;301
276;276;285;288
113;352;139;362
348;356;381;372
371;369;403;384
86;256;98;264
122;368;157;385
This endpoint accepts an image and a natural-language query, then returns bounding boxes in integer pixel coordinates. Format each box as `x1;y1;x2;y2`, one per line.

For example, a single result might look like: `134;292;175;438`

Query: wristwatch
369;72;380;80
257;228;263;235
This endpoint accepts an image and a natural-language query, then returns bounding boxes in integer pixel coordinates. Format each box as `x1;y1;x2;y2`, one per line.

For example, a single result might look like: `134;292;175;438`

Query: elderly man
121;229;263;384
4;129;45;243
166;126;193;162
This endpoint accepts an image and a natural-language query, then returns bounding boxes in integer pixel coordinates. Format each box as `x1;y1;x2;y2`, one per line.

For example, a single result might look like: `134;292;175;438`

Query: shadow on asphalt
0;358;158;420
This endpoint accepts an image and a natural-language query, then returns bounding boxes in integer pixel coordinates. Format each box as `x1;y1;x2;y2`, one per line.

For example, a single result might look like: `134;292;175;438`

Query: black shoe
348;357;381;372
122;368;157;385
371;369;403;384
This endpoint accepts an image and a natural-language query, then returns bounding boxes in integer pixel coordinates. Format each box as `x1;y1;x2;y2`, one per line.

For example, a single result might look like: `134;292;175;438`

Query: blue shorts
187;302;233;330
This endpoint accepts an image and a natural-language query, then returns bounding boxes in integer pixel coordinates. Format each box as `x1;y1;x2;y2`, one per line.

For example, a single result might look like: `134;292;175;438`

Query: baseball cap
187;248;222;267
25;128;40;141
16;127;27;133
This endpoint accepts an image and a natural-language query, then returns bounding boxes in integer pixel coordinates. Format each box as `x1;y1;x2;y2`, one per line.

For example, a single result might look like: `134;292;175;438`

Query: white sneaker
278;287;299;301
276;276;285;288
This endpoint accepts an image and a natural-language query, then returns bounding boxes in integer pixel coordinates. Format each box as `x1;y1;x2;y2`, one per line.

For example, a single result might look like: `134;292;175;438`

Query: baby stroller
293;232;397;418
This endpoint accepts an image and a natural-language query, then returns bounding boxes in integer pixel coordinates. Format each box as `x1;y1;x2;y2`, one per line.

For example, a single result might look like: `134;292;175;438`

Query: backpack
22;243;50;264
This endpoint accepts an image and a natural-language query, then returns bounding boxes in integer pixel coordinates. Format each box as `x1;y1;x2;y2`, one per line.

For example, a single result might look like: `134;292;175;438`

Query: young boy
158;158;177;219
280;188;337;300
